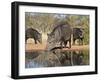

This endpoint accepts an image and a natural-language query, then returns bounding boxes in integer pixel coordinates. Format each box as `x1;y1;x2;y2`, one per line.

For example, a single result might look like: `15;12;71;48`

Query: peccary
25;28;42;44
73;28;84;45
46;23;72;51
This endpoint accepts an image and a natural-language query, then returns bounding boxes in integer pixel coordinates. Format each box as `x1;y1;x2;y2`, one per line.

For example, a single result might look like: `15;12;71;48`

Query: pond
25;50;89;68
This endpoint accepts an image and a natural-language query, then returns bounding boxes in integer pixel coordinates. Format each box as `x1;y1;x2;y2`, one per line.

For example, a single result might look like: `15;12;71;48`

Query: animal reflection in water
25;50;89;68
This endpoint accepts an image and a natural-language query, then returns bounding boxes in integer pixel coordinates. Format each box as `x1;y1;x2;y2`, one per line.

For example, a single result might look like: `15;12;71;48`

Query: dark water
25;50;89;68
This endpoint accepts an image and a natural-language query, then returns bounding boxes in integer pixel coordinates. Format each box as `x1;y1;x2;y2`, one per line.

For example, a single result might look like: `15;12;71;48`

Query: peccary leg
25;37;28;44
81;38;83;45
60;41;63;49
25;39;27;44
34;40;37;44
73;39;75;45
64;41;67;48
79;39;81;45
69;39;71;49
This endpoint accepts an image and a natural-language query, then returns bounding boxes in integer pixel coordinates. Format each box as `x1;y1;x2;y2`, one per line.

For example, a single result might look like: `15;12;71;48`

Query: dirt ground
25;42;89;52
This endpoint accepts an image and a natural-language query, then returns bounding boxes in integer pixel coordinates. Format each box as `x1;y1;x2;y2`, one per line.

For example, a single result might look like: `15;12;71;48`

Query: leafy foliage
25;12;89;44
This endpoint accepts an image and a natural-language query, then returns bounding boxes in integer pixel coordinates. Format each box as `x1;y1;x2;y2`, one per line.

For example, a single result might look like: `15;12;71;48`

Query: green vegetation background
25;12;89;45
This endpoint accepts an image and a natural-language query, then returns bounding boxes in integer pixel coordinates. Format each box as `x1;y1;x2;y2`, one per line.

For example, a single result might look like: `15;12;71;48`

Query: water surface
25;50;89;68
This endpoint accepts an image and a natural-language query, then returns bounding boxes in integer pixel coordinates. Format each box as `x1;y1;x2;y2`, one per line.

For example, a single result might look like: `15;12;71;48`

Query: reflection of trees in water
25;50;89;68
72;51;84;65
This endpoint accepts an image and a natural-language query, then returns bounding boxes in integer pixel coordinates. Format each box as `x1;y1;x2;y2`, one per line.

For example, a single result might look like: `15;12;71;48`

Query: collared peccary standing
46;23;72;51
73;28;84;45
25;28;42;44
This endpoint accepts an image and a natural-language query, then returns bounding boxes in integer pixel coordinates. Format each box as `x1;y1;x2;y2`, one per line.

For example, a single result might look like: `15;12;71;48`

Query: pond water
25;50;89;68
